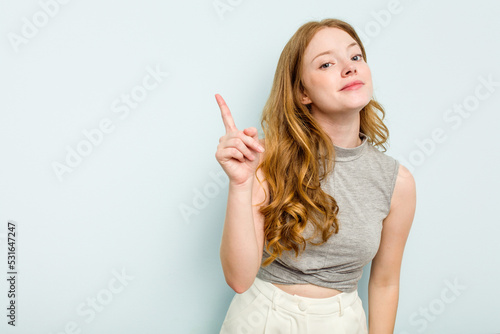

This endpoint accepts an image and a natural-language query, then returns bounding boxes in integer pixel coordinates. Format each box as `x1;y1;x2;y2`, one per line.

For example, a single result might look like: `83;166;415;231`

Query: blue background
1;0;499;333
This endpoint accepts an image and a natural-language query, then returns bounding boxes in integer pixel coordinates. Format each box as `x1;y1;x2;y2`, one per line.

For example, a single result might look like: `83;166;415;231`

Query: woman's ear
300;89;312;105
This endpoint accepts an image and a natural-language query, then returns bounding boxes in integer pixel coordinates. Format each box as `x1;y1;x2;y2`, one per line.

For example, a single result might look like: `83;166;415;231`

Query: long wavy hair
256;18;390;267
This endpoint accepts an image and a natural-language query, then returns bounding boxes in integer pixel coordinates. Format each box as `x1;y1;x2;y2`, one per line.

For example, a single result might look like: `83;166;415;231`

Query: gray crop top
256;132;400;292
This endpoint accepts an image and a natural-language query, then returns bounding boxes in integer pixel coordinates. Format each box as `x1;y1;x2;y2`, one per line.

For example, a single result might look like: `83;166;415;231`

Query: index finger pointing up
215;94;238;133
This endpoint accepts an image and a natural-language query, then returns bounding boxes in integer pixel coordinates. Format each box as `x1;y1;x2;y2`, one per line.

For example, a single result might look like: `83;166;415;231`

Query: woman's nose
342;63;357;77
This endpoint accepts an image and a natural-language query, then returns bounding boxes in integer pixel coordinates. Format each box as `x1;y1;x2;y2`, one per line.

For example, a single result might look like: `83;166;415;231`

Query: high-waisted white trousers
219;277;368;334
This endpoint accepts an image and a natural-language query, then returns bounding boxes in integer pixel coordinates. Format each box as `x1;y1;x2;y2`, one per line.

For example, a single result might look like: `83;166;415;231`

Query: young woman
215;18;416;334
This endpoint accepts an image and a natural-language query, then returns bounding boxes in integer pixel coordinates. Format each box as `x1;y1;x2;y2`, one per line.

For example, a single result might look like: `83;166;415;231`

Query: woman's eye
320;62;333;69
352;54;363;61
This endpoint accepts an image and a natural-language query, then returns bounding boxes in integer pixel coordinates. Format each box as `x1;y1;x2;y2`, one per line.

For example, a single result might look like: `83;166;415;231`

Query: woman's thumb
243;127;258;138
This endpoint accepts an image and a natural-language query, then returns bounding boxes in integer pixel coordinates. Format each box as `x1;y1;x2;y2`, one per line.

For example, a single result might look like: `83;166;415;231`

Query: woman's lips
340;80;364;91
341;83;363;91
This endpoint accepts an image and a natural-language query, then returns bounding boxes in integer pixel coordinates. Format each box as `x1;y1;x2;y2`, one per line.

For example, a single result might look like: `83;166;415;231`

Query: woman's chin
346;96;372;110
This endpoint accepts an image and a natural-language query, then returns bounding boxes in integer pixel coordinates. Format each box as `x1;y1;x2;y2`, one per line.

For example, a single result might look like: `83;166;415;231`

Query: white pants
219;277;368;334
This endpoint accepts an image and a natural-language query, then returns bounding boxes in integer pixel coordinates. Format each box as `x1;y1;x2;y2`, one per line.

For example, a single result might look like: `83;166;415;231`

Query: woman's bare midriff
272;282;342;298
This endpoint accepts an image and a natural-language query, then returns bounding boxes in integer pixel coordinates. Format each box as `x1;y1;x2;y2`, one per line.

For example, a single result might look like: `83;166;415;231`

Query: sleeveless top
256;132;400;292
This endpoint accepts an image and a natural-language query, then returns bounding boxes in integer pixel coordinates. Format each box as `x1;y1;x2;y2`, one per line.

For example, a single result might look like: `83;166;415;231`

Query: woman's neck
311;110;362;148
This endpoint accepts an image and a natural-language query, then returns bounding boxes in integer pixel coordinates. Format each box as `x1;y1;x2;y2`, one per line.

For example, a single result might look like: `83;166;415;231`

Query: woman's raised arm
215;94;269;293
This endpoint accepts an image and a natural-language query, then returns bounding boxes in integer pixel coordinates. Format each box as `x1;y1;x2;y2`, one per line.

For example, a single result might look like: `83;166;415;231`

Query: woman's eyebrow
311;42;359;63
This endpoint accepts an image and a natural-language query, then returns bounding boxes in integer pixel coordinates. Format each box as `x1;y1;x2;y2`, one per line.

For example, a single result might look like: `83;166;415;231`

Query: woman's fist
214;94;265;186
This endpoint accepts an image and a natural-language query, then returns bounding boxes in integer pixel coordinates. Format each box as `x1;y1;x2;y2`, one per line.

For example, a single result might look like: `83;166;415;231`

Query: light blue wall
1;0;499;333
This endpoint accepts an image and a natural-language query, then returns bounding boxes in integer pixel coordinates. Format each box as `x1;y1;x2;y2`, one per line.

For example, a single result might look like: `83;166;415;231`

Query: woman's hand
214;94;265;186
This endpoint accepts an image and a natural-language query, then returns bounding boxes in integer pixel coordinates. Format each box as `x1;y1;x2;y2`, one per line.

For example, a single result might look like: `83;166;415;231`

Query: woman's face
300;27;373;117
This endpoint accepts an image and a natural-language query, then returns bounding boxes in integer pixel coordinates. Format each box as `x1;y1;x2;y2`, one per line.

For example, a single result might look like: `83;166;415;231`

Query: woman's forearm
368;283;399;333
220;180;261;293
